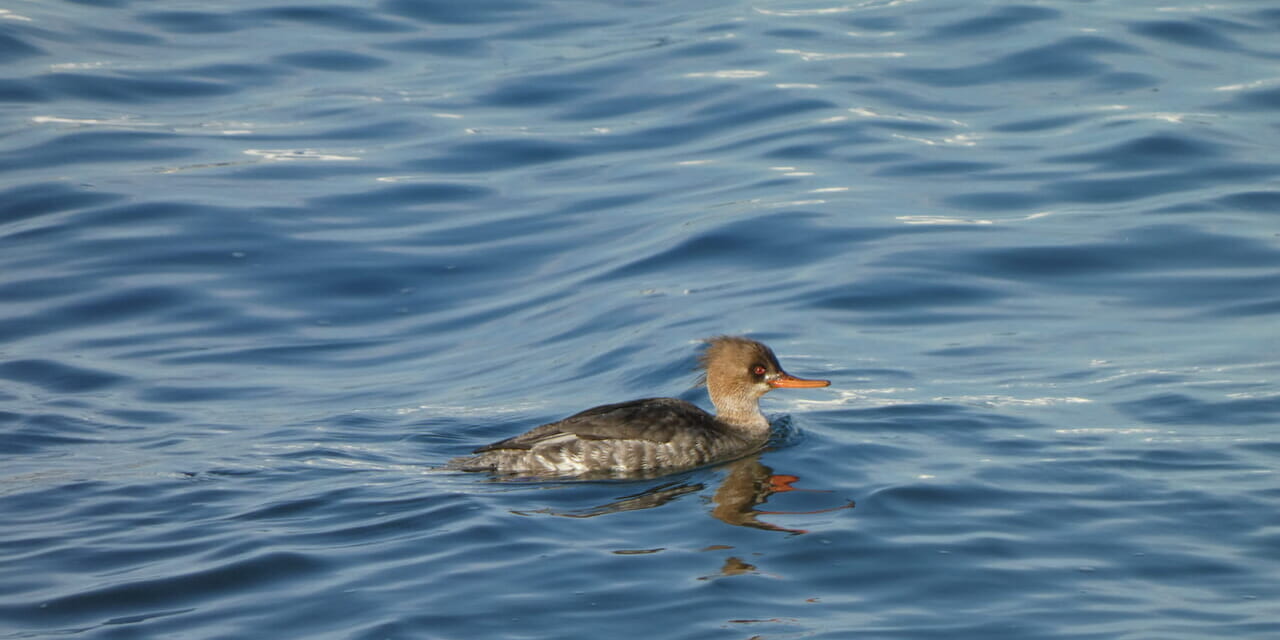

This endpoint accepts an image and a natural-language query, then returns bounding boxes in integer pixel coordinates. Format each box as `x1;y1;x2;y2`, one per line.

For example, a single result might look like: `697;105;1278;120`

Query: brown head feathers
696;336;781;383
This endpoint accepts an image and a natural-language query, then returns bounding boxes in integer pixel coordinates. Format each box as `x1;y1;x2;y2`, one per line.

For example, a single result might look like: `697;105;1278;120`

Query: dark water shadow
507;454;854;535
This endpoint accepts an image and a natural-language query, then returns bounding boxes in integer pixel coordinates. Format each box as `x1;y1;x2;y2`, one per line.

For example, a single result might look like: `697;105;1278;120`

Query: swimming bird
450;336;830;477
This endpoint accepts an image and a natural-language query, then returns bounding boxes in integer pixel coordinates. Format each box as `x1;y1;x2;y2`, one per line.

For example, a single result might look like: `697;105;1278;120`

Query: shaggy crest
695;335;780;386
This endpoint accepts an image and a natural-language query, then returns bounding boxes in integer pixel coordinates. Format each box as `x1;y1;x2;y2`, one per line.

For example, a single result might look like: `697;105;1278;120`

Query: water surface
2;1;1279;638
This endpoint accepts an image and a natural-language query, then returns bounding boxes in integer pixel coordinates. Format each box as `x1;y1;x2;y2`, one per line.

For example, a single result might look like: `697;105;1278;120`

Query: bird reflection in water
511;454;854;534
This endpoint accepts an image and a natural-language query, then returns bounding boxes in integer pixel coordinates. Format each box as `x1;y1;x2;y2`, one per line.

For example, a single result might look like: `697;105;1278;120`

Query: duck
450;336;830;477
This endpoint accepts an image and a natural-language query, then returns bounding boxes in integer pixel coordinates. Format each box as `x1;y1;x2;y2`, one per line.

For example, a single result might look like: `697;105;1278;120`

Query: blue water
2;0;1279;637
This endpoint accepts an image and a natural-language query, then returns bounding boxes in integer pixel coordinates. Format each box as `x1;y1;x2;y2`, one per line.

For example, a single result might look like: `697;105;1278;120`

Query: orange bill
769;373;831;388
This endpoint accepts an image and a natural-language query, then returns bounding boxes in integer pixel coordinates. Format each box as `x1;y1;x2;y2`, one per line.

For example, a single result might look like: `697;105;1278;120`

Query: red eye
753;365;767;376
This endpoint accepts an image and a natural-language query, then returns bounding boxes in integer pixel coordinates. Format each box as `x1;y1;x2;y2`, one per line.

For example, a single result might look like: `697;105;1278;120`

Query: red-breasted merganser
450;336;830;477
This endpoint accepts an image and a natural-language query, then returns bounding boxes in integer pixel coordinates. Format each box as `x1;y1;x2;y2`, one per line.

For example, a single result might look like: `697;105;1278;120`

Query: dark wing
472;398;716;453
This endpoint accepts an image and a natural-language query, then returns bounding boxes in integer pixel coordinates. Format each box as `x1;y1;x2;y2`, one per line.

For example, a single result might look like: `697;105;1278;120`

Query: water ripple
894;36;1142;87
2;1;1279;639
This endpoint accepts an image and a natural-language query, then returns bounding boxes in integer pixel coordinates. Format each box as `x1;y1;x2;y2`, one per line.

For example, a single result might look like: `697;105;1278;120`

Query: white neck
708;383;770;434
